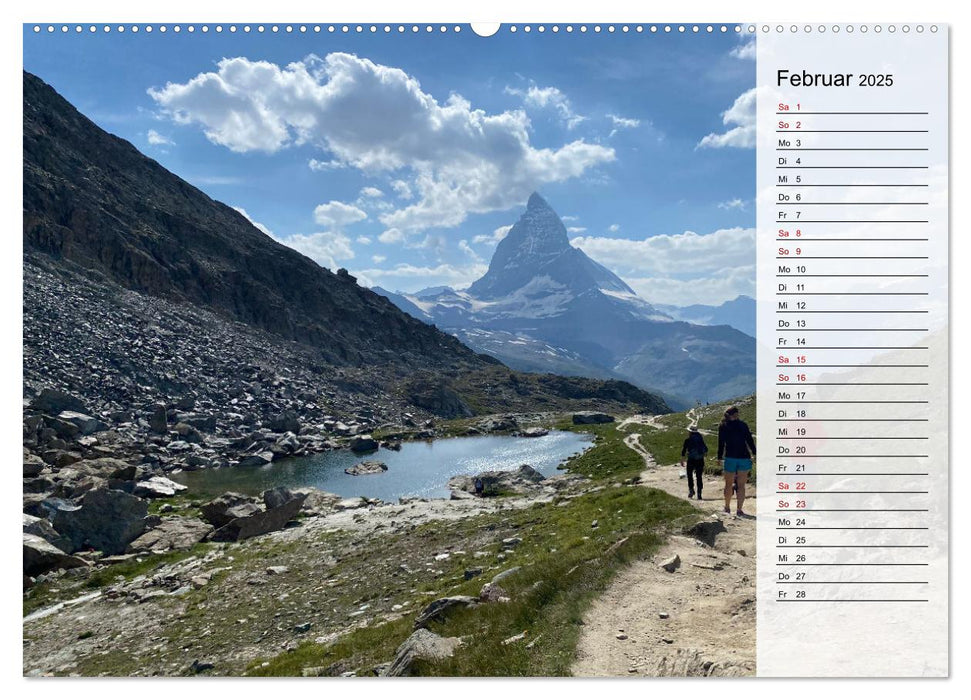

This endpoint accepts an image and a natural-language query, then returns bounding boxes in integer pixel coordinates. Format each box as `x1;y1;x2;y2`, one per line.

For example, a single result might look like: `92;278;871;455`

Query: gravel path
572;423;756;677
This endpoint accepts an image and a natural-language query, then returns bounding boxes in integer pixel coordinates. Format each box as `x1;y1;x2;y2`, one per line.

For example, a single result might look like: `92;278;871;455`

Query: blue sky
24;25;756;305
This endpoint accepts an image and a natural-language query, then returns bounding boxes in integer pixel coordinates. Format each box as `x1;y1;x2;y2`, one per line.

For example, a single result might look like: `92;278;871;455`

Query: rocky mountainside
22;71;670;468
23;71;476;369
376;194;755;406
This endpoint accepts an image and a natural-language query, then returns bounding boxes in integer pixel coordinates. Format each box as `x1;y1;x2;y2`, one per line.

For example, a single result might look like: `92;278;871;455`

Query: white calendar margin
4;0;965;696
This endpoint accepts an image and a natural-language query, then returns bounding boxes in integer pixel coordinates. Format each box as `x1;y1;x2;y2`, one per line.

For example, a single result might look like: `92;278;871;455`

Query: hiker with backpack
717;405;756;518
680;424;708;500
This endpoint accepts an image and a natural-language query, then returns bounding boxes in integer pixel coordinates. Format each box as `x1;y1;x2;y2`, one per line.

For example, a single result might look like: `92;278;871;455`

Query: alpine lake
172;430;593;502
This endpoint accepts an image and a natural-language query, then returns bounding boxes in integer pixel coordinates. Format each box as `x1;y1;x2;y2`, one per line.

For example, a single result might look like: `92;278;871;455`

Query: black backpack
686;435;706;461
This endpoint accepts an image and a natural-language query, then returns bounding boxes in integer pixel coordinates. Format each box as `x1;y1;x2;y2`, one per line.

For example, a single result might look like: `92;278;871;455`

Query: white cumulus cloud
286;231;355;270
625;265;755;307
505;84;586;129
356;262;488;292
730;39;756;60
378;228;405;244
572;227;755;275
359;186;384;198
571;227;755;305
697;88;757;149
473;224;512;246
149;54;614;234
391;179;413;200
147;129;174;146
313;200;368;229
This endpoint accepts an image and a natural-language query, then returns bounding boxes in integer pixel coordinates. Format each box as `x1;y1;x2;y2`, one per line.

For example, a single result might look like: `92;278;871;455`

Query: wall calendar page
16;12;951;686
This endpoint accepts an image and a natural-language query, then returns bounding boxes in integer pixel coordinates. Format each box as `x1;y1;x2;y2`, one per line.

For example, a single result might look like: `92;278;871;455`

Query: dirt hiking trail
573;415;756;677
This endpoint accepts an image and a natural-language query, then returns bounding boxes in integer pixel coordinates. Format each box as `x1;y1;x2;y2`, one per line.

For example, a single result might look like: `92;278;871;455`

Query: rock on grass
382;629;463;677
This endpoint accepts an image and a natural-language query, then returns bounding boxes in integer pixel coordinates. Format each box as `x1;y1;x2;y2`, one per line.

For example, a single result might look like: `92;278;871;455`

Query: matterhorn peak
467;192;634;300
526;191;553;212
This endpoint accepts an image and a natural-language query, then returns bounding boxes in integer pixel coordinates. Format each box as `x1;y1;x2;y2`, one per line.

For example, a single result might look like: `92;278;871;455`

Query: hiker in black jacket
680;424;708;500
717;405;756;518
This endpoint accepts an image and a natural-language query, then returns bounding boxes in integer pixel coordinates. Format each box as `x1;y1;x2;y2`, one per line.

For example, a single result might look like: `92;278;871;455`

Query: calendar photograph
21;22;760;677
18;16;948;684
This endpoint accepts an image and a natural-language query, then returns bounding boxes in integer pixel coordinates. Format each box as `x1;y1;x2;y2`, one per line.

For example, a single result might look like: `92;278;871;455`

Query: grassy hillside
246;414;695;677
248;487;695;677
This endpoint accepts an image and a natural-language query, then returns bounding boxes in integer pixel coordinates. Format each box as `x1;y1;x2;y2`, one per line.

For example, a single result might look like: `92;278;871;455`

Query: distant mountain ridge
375;193;755;406
657;295;756;338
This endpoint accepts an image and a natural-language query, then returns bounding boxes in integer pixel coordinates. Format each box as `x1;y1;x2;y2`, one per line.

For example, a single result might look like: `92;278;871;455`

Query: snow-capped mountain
469;192;639;301
374;193;755;406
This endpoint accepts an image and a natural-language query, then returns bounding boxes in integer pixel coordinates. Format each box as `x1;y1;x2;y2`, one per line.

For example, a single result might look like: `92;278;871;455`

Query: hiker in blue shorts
717;405;756;517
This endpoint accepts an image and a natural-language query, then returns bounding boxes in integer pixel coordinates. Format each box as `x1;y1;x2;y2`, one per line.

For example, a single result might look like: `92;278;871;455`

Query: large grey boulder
515;464;546;482
200;492;261;528
23;452;46;477
345;460;387;476
57;411;106;435
572;412;615;425
23;475;55;494
520;427;549;438
349;434;379;453
51;488;150;554
207;489;308;542
295;488;342;514
47;416;80;439
22;513;71;552
133;475;188;499
173;422;205;444
447;464;547;497
23;533;89;576
127;517;213;553
237;452;273;467
70;457;134;478
334;496;369;510
267;411;301;434
262;486;300;510
30;388;87;415
382;629;463;677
